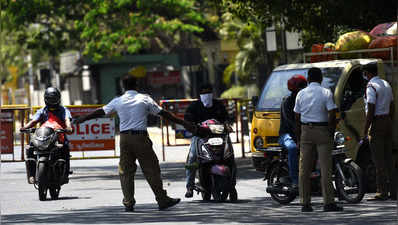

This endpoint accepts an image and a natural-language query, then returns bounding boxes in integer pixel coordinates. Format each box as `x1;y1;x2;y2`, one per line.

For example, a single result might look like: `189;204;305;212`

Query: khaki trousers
369;117;396;197
299;125;335;205
119;133;168;207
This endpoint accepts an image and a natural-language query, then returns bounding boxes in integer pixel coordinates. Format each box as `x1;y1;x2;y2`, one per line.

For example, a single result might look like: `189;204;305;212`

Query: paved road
1;153;397;225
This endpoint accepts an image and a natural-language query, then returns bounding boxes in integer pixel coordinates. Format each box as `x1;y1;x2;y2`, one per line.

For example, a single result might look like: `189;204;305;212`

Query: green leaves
3;0;213;61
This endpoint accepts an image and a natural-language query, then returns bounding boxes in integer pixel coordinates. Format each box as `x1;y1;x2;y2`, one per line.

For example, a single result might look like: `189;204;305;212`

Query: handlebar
55;129;68;133
20;128;36;133
20;128;68;134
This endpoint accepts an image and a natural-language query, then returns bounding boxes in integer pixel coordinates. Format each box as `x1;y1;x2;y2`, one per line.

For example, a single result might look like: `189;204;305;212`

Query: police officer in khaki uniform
75;75;196;211
362;62;396;201
294;67;343;212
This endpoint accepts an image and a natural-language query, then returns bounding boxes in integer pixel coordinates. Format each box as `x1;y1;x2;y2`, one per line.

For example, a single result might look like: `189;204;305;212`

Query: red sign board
148;71;181;86
0;111;14;154
68;106;115;151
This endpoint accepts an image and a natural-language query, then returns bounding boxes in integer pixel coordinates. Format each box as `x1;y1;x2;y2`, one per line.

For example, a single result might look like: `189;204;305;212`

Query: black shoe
124;205;134;212
301;204;313;212
323;203;344;212
159;198;181;210
185;188;193;198
389;195;397;200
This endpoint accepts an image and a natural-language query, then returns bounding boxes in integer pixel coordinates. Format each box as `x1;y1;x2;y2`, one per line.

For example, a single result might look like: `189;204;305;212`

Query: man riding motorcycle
278;75;307;191
184;83;236;198
21;87;73;184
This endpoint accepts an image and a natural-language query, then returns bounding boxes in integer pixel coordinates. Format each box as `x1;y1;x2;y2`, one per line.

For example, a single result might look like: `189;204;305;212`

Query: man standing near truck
362;62;397;201
294;67;343;212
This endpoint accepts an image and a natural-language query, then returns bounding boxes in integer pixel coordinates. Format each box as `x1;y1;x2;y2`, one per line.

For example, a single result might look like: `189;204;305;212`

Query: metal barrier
0;105;30;162
1;100;255;162
159;98;252;161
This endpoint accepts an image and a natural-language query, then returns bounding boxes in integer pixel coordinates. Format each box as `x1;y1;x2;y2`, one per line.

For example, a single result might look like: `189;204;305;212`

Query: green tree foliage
0;10;28;84
216;0;398;48
219;12;265;86
3;0;213;61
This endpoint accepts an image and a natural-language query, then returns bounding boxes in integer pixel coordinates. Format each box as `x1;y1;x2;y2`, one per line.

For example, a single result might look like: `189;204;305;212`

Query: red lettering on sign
72;123;112;135
91;124;100;134
102;124;110;134
76;124;84;135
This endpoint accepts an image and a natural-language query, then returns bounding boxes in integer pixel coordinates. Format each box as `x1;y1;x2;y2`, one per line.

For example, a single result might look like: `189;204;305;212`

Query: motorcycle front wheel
50;186;60;200
37;163;48;201
335;161;365;204
267;163;296;204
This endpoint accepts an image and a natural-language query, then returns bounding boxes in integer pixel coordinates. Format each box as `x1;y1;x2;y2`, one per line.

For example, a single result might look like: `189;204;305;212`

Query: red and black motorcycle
21;120;70;201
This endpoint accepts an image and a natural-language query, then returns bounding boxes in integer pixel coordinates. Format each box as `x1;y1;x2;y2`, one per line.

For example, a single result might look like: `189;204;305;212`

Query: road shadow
66;157;263;182
3;197;397;224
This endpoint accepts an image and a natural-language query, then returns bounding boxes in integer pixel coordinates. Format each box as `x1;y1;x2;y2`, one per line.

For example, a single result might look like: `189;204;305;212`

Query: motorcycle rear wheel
267;163;296;204
211;175;229;202
229;187;238;202
38;163;48;201
335;161;365;204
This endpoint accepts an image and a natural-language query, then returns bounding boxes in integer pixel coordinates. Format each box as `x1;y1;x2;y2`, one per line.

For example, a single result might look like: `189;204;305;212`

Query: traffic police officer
294;67;343;212
362;62;396;201
75;74;196;211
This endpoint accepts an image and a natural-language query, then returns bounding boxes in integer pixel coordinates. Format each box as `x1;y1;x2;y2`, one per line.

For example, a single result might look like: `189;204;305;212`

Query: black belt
374;114;390;119
301;122;329;126
120;130;148;136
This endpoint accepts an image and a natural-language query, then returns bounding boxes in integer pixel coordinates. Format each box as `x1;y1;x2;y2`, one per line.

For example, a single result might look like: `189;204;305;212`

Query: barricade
31;105;117;160
159;98;248;161
0;105;30;162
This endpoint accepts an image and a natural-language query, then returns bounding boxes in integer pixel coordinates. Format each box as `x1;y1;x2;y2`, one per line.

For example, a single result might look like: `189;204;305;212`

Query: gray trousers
299;125;335;205
119;133;168;207
369;117;396;197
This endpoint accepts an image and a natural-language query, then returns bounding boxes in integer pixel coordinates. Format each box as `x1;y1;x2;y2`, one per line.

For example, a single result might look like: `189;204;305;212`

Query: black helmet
44;87;61;108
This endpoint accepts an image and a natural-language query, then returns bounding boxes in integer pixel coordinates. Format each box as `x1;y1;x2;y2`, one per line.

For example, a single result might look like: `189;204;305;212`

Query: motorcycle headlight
208;125;225;134
32;138;51;151
254;136;264;149
334;132;345;146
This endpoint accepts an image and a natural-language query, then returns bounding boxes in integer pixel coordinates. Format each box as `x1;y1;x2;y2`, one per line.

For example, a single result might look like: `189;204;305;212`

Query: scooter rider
21;87;73;184
184;83;236;198
278;75;307;191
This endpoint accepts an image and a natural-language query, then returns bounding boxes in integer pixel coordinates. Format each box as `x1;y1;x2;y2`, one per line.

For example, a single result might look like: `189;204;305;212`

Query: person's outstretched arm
159;110;196;133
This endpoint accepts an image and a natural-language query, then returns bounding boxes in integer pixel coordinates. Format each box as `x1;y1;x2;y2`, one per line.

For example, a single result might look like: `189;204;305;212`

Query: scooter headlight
334;132;345;146
208;124;225;134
